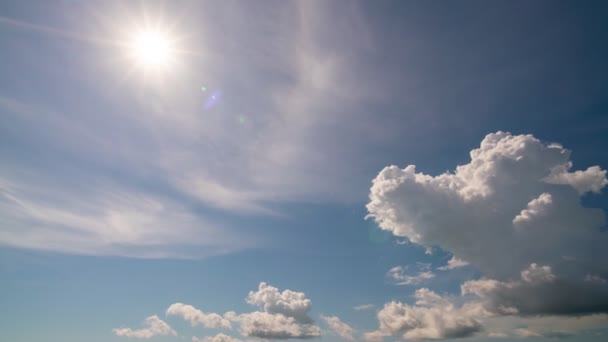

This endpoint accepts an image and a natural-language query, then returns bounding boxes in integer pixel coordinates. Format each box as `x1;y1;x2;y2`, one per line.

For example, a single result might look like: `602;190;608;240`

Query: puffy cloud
227;282;321;340
353;304;375;311
192;334;242;342
437;256;469;271
512;193;553;225
364;289;484;340
246;282;313;324
545;163;608;194
113;315;176;339
320;315;355;340
521;263;555;283
166;303;232;329
159;283;320;340
367;132;608;295
386;265;435;285
366;132;608;338
229;311;321;340
462;263;608;316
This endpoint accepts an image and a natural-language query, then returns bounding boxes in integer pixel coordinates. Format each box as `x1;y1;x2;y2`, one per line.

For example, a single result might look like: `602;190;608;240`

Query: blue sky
1;1;608;341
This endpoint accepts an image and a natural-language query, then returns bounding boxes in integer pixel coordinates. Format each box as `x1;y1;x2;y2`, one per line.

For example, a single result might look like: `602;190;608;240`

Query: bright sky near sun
1;1;608;342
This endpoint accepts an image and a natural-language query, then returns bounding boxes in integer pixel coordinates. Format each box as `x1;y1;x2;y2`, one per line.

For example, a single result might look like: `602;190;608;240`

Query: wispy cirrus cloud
353;304;374;311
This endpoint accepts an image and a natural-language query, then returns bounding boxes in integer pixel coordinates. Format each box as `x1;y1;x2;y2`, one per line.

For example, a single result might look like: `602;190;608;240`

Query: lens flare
128;29;175;70
204;90;222;110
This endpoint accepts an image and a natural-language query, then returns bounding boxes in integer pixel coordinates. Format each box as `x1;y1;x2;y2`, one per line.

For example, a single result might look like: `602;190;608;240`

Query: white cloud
387;265;435;285
320;315;355;340
113;315;176;338
157;283;321;340
367;132;608;301
366;132;608;337
0;174;257;258
437;256;469;271
521;263;556;283
544;163;608;194
0;1;386;257
246;282;313;324
192;334;242;342
166;303;232;329
364;289;485;340
226;282;321;340
513;193;553;225
230;311;321;340
353;304;374;311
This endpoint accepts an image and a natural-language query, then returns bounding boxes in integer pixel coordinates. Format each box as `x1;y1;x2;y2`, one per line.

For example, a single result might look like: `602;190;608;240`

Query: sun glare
129;29;174;69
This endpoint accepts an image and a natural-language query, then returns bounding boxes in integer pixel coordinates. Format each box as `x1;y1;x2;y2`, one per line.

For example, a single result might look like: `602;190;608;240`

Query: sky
1;1;608;341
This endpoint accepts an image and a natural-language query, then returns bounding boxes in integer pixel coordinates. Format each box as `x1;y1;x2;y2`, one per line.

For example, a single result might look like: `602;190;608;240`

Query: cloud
353;304;374;311
483;313;608;339
0;1;391;258
192;334;242;342
113;315;176;338
545;163;608;194
512;193;553;225
246;282;313;324
166;303;232;329
364;289;484;340
228;311;321;340
122;283;320;341
0;153;258;259
386;265;435;285
462;263;608;316
437;256;469;271
366;132;608;338
227;282;321;340
320;315;355;340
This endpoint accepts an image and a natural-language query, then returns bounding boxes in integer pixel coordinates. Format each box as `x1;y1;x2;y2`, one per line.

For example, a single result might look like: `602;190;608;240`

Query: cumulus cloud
166;303;232;329
364;289;485;340
387;265;435;285
246;282;313;324
437;256;469;271
160;283;320;340
320;315;355;340
462;263;608;316
229;311;321;340
366;132;608;338
192;334;242;342
113;315;176;338
512;193;553;225
226;282;321;340
545;163;608;194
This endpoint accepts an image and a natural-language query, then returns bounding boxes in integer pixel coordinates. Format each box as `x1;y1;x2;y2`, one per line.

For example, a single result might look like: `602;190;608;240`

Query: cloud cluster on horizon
365;131;608;339
192;334;242;342
114;282;355;340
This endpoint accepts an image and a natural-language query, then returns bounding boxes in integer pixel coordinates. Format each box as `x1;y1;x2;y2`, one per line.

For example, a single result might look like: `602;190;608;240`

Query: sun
128;29;175;69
